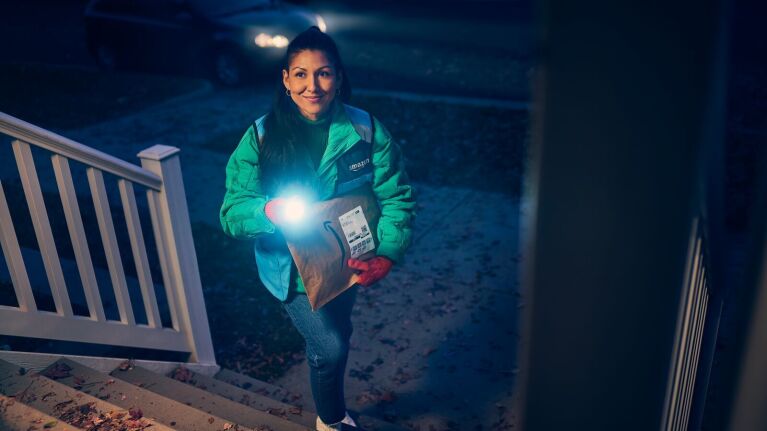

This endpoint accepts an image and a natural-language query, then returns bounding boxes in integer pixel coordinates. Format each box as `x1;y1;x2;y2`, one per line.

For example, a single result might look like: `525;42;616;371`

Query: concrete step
39;358;260;431
0;358;174;431
213;368;409;431
167;366;314;428
0;393;83;431
110;361;312;431
215;368;294;404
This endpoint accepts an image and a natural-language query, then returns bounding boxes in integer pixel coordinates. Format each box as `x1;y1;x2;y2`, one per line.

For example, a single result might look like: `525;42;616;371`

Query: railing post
138;145;216;366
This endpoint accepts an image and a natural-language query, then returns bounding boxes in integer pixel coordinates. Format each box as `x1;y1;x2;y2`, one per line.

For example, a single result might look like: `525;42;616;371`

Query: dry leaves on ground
56;402;153;430
42;362;72;380
171;366;194;383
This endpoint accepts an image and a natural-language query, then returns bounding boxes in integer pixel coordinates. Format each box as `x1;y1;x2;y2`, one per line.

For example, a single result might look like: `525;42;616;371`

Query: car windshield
189;0;279;17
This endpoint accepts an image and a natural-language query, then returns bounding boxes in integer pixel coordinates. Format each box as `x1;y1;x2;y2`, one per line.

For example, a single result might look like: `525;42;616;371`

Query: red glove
264;198;293;225
265;196;308;226
348;256;393;287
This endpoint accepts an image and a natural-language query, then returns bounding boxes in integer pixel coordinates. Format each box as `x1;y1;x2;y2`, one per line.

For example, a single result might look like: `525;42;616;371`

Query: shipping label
338;205;375;259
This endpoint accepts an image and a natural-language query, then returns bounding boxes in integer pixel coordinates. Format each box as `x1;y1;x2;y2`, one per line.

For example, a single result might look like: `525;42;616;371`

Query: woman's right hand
264;198;288;225
264;196;309;226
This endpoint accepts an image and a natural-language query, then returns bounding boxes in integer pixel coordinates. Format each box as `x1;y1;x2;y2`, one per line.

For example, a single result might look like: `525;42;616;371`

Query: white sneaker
316;411;357;430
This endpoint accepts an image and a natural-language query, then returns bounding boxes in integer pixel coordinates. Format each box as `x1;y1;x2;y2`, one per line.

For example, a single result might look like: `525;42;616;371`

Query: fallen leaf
118;360;134;371
53;400;74;410
73;375;86;389
43;363;72;380
129;407;143;419
172;366;194;383
380;391;397;403
422;347;438;357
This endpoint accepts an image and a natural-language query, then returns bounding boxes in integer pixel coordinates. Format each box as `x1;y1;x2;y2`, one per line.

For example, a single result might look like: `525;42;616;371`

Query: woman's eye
319;71;331;77
295;72;305;78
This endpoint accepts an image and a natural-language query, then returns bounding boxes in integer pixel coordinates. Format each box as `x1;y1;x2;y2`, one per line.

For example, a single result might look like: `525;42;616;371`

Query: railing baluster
676;262;704;431
681;271;708;430
118;179;161;328
665;235;701;431
51;155;106;321
0;180;37;312
146;189;180;331
87;167;135;325
12;140;72;317
140;145;216;365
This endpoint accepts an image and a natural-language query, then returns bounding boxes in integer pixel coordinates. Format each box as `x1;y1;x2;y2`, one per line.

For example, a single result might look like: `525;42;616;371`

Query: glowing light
283;196;307;223
254;33;289;48
316;15;327;33
272;35;289;48
254;33;271;47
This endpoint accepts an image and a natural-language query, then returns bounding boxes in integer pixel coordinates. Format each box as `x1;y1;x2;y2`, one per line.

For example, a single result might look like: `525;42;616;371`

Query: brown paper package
283;186;381;310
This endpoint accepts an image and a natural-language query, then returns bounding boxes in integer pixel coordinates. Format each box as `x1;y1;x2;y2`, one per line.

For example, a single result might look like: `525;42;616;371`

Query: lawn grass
0;62;209;131
192;223;305;382
352;94;528;196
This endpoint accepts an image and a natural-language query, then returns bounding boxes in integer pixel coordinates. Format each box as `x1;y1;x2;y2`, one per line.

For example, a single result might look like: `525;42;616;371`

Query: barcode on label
338;206;375;259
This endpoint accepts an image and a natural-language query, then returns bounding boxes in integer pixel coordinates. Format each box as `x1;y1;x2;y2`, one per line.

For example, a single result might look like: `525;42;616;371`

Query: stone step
110;361;312;431
39;358;262;431
0;393;83;431
213;368;409;431
0;358;174;431
167;366;314;428
215;368;294;404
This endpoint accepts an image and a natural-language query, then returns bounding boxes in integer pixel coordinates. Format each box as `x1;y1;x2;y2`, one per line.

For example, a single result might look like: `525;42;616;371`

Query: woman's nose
307;76;318;92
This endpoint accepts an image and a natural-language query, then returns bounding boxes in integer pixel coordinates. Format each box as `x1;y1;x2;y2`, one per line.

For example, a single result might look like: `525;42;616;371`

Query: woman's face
282;49;342;121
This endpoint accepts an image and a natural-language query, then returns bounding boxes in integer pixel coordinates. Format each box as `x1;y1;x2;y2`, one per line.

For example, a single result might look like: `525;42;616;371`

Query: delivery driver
219;27;415;431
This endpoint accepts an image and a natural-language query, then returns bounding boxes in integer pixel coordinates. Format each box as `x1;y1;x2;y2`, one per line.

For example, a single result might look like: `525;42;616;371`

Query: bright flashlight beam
283;197;306;223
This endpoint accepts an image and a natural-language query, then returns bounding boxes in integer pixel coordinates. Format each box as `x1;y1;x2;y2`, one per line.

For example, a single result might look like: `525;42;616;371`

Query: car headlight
316;15;327;33
254;33;289;48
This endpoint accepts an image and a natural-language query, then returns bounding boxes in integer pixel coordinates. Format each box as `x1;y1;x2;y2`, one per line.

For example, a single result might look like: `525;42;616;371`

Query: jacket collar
317;101;364;177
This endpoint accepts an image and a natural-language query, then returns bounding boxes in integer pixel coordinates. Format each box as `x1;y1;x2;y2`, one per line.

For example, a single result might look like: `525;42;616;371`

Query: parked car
84;0;326;85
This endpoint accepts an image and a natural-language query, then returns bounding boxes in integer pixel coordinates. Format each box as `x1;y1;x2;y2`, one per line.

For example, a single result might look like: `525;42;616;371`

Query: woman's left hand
348;256;393;287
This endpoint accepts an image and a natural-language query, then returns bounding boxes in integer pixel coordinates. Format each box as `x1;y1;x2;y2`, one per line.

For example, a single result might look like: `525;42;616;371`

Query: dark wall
518;0;726;429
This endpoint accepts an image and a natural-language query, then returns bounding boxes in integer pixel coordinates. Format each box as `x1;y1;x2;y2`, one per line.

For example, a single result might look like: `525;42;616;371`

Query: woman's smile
303;94;323;103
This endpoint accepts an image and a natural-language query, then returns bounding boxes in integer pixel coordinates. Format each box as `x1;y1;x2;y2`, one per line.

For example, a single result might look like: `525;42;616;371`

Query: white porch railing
0;112;216;372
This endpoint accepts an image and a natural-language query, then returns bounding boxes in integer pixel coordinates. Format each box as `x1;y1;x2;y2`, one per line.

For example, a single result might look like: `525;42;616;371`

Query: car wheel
94;42;118;71
214;50;244;86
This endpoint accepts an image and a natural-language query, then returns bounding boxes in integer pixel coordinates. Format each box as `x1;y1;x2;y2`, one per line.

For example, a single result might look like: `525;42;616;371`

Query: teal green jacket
219;102;416;301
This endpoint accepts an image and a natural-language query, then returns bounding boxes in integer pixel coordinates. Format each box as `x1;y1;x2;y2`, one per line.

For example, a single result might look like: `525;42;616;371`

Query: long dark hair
259;26;351;196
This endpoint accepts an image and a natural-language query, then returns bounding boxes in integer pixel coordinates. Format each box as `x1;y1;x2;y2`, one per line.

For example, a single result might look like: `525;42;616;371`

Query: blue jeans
282;286;358;424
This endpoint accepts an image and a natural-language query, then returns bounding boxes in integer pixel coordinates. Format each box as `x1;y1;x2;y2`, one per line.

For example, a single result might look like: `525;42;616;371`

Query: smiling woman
283;50;342;121
219;26;415;431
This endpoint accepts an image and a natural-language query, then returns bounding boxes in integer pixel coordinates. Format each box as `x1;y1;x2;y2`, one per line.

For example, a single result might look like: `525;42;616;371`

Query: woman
219;27;416;431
